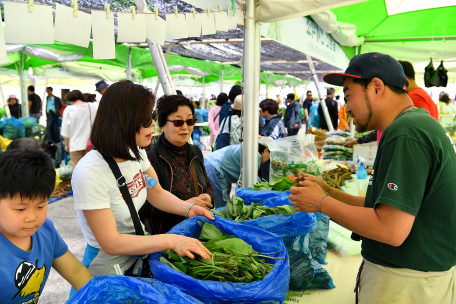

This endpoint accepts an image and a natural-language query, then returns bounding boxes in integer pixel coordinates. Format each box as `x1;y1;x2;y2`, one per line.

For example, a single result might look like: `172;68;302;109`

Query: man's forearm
328;187;365;207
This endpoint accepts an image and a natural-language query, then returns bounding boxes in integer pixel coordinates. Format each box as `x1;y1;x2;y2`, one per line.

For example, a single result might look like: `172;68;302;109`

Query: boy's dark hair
287;93;295;100
216;93;228;106
91;80;155;161
41;141;58;157
28;85;35;92
156;95;195;128
228;85;242;102
0;150;55;200
352;78;408;96
398;60;415;80
64;90;85;102
258;144;268;154
260;99;279;115
47;87;53;91
176;90;183;95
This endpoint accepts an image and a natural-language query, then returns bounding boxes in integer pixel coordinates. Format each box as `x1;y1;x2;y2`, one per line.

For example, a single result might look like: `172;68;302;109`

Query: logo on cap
387;183;398;191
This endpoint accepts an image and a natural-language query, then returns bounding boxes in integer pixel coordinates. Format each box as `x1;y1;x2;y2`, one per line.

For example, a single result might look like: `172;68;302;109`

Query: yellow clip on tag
217;5;222;13
206;7;210;17
130;6;136;20
173;6;178;18
105;3;110;19
72;0;78;17
28;0;33;13
191;8;196;19
154;7;158;20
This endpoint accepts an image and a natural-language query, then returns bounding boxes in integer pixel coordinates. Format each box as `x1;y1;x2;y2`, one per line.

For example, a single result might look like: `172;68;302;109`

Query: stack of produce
322;131;354;161
160;223;281;283
307;126;330;151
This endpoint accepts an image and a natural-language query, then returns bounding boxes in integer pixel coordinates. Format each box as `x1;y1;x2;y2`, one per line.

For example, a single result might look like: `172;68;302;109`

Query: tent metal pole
220;65;224;94
202;77;206;109
153;44;173;96
126;47;132;81
147;39;174;96
266;73;270;99
0;81;11;118
20;51;29;117
278;73;287;99
306;54;333;131
241;0;259;188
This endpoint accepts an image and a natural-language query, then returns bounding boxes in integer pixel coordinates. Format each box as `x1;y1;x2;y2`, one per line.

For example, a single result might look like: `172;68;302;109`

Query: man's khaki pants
358;260;456;304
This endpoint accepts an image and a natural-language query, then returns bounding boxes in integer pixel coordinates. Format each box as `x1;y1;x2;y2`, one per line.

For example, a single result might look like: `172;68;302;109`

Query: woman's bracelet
318;192;330;213
185;203;195;219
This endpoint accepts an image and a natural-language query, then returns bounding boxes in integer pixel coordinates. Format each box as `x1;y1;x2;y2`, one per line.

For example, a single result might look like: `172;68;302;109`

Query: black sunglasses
167;118;197;127
143;110;157;128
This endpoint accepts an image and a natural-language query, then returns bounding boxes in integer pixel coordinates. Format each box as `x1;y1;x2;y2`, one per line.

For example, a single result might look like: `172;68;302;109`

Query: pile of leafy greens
212;195;296;222
160;223;282;283
252;177;294;191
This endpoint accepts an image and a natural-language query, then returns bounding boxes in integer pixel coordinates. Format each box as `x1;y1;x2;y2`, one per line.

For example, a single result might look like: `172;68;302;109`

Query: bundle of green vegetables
271;158;321;179
212;195;296;222
252;176;294;191
160;223;282;283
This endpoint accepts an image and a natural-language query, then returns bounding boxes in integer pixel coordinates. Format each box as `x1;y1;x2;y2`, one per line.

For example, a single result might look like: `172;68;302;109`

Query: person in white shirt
61;90;98;168
71;81;214;287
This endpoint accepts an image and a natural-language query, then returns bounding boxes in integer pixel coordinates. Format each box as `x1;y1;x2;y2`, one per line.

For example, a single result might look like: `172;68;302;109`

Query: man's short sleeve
372;136;432;216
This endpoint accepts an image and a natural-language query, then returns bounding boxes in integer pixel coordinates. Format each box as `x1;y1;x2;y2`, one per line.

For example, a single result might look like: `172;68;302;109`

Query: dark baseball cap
323;52;407;90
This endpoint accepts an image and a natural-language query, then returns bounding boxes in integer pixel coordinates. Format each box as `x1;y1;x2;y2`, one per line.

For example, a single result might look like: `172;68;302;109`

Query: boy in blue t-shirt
0;150;92;304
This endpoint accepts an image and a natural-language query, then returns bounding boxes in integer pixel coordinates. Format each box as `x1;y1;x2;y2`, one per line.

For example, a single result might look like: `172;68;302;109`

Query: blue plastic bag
309;214;330;265
195;108;204;123
149;216;290;304
235;187;287;204
3;117;25;139
0;119;4;136
19;117;37;137
66;275;203;304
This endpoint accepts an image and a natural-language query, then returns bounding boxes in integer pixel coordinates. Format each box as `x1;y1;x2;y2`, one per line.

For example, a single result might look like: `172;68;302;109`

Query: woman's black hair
83;93;96;103
41;141;58;157
0;149;55;200
156;95;195;128
91;80;155;161
65;90;85;102
259;99;279;115
216;93;228;106
228;85;242;102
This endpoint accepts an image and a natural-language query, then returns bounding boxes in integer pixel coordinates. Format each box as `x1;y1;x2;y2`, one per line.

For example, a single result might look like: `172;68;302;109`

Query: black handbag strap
213;112;219;122
100;153;145;236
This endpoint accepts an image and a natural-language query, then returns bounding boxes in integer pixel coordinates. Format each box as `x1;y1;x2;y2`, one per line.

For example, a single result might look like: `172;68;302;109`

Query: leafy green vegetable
160;225;284;283
252;177;294;192
214;195;296;222
200;223;225;241
270;158;322;179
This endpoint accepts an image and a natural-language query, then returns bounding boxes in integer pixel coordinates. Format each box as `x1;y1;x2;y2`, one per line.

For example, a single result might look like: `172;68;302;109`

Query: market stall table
285;177;363;303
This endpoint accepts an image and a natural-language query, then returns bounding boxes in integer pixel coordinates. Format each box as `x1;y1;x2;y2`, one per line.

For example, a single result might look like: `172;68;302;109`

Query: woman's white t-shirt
72;148;150;249
61;103;98;152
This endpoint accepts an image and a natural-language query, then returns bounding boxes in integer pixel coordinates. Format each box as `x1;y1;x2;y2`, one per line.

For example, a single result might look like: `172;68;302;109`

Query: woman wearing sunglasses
140;95;215;235
71;81;214;279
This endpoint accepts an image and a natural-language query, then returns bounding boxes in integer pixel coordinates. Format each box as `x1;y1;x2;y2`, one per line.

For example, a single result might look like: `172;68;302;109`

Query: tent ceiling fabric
384;0;456;16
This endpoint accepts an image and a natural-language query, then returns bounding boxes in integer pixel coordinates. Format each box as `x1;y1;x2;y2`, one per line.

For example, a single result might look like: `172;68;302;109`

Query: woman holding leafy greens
140;95;215;235
71;81;213;281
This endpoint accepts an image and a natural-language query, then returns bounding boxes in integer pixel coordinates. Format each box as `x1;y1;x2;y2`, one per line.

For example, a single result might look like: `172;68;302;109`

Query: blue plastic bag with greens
149;216;289;304
66;276;203;304
309;213;330;264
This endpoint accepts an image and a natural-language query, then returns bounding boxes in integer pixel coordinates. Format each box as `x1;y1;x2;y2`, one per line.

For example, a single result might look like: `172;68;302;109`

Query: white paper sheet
54;4;91;48
4;2;54;44
117;12;146;43
166;14;188;39
237;10;245;26
91;10;115;59
145;15;167;46
201;13;216;35
0;8;7;64
185;13;202;37
228;9;238;30
214;11;229;32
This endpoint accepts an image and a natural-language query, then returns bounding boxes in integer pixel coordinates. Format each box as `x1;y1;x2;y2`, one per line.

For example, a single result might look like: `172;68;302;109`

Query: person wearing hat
216;95;243;146
283;93;302;136
7;95;21;119
204;139;271;209
438;94;453;115
95;80;109;96
289;52;456;304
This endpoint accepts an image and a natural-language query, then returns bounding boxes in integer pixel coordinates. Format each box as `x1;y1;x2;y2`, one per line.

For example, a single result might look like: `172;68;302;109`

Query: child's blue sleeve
45;219;69;259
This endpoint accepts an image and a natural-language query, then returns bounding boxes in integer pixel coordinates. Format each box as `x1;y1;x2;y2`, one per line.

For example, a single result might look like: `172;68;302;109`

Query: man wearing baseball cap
289;52;456;303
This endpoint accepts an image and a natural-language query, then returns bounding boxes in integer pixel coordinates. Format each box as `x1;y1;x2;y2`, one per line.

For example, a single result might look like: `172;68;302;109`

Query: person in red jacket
399;61;438;121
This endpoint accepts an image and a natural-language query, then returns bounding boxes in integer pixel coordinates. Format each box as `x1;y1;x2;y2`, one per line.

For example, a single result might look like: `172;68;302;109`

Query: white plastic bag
58;161;73;181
